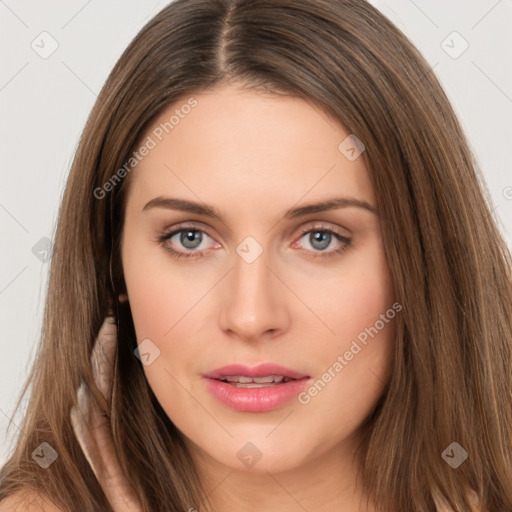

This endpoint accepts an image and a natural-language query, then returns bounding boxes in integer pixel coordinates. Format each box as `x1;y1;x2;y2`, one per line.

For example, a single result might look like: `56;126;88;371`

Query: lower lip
204;377;309;412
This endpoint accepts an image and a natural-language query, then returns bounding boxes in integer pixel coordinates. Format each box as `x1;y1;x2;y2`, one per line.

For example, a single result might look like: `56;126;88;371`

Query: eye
158;225;220;260
157;223;352;261
292;224;352;260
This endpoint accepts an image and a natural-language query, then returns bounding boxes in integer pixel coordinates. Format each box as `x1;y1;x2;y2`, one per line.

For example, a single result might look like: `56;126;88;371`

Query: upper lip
204;363;309;380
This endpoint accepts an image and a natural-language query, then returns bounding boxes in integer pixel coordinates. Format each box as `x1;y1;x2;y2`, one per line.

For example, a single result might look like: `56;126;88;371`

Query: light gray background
1;0;511;465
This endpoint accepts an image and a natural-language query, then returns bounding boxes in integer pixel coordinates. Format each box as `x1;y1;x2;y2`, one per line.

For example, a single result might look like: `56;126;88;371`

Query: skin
115;83;397;511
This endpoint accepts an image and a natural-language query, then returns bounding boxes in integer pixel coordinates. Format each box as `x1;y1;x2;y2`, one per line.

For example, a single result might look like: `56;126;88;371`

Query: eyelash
157;223;352;261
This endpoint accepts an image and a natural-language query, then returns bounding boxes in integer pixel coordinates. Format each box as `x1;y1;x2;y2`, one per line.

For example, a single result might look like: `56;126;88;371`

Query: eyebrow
142;196;377;220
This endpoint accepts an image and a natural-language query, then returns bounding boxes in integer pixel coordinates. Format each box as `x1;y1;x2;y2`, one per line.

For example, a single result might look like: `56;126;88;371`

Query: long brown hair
1;0;511;510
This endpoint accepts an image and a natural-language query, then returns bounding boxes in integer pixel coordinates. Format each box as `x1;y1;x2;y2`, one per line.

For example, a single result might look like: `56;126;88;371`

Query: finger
70;381;109;482
90;315;117;401
70;382;143;511
71;317;144;511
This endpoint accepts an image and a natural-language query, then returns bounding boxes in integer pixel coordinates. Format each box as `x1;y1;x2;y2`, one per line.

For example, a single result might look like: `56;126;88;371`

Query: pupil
181;230;201;249
311;231;330;250
178;230;331;251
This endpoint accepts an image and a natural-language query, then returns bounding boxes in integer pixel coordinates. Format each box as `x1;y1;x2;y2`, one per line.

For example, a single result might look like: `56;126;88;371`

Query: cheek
122;236;217;401
122;233;207;346
302;237;395;352
122;246;208;426
294;239;397;420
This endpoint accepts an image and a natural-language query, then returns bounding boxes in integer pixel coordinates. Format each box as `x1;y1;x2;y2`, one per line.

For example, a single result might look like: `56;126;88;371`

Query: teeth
253;376;277;383
225;376;253;383
234;382;279;388
220;375;289;384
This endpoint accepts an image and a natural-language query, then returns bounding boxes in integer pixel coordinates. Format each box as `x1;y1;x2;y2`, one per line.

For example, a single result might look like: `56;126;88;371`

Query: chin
197;435;312;475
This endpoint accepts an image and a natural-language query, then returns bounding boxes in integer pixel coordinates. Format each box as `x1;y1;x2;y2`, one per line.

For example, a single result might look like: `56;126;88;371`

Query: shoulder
0;491;64;512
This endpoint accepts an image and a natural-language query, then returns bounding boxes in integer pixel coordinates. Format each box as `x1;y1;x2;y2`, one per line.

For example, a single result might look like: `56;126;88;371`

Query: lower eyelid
163;229;217;248
160;227;351;258
294;228;349;245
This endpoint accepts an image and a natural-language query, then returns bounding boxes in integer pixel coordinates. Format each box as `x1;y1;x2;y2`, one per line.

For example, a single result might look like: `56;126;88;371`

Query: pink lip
203;363;310;412
204;363;308;380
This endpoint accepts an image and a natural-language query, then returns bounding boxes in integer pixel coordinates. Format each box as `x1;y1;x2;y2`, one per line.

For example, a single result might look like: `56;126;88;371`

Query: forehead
124;84;375;217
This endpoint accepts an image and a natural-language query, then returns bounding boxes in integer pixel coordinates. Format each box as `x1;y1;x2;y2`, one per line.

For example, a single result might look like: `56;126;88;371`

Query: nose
218;246;290;342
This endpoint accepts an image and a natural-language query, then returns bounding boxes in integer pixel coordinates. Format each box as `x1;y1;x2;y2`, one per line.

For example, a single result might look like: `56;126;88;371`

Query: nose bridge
231;233;271;292
219;237;287;338
233;246;270;299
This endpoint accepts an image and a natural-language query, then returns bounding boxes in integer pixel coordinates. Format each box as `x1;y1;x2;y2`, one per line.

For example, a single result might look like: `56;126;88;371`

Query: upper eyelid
162;221;350;246
163;222;217;240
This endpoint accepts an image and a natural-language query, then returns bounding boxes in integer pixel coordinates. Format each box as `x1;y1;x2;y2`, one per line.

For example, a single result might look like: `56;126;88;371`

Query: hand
70;315;143;512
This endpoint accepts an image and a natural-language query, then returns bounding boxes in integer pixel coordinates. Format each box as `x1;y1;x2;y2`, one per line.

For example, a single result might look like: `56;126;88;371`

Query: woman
1;0;511;510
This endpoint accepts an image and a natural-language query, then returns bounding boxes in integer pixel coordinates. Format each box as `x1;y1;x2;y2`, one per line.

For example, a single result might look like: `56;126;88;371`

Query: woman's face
121;83;397;476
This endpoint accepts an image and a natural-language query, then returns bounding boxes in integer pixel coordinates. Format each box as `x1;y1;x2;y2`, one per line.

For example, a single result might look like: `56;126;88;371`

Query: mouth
215;375;296;388
204;363;308;381
203;363;310;412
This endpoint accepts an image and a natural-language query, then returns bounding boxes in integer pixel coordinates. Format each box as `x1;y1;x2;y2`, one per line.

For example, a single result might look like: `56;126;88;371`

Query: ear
110;241;128;306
